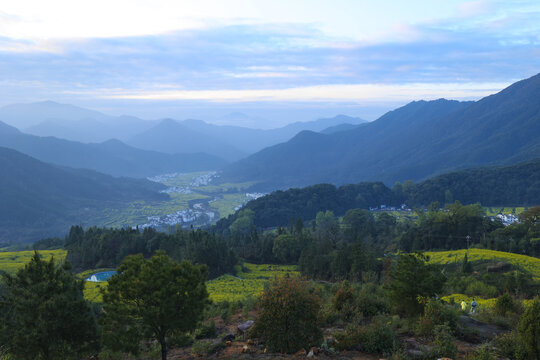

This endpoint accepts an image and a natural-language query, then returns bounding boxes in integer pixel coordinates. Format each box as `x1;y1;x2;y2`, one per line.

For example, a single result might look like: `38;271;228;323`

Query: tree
0;252;97;360
519;206;540;226
254;277;322;353
101;251;209;360
518;298;540;360
388;253;446;315
272;234;301;263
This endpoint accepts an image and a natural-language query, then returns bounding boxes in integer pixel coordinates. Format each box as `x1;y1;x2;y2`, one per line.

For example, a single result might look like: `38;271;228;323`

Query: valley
93;171;263;231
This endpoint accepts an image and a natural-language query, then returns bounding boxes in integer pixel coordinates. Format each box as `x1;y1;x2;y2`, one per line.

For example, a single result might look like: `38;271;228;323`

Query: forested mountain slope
222;73;540;190
0;147;167;243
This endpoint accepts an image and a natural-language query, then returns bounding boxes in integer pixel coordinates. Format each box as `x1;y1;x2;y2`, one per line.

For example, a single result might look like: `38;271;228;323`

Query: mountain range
0;101;367;159
221;73;540;190
0;146;167;243
0;121;226;178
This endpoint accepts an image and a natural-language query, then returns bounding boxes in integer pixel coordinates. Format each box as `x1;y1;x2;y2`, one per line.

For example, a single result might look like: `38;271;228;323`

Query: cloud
95;81;512;103
0;1;538;111
457;0;493;17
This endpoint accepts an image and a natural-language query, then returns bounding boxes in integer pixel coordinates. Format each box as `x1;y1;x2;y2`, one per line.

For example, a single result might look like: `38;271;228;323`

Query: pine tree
0;252;97;360
100;251;209;360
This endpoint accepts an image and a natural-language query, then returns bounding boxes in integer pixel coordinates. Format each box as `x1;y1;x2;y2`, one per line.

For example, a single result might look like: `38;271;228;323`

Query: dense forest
52;202;540;282
216;156;540;231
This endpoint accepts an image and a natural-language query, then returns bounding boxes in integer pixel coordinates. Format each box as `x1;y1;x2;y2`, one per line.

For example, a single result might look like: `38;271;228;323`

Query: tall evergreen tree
0;252;97;360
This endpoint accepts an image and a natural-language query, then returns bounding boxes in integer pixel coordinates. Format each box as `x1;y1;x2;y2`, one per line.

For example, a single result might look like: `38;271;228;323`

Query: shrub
356;283;389;317
518;298;540;360
493;332;519;359
195;320;216;339
431;324;457;359
417;300;458;337
191;340;216;357
466;280;498;298
470;343;497;360
494;293;515;316
335;322;397;355
332;281;355;312
168;332;194;348
253;277;322;353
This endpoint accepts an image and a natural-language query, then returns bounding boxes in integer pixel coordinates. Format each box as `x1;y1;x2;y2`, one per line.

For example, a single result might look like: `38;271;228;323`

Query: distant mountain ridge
127;119;248;161
0;124;227;178
0;147;167;243
0;100;367;156
221;73;540;190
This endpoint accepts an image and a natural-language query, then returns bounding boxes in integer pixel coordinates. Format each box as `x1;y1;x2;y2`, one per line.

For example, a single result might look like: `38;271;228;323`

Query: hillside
222;98;472;189
425;249;540;280
222;73;540;190
0;147;167;242
0;125;227;178
214;156;540;231
408;157;540;206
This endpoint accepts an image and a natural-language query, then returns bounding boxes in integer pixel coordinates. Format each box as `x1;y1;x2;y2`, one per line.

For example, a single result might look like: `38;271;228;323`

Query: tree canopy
0;252;97;360
100;251;209;360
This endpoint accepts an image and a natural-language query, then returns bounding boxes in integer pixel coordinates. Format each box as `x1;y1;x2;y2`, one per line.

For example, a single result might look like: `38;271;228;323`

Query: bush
191;340;216;357
356;283;389;317
253;277;322;353
518;298;540;360
470;343;497;360
335;322;397;355
493;332;519;359
195;320;216;339
168;332;194;348
431;324;457;359
417;300;458;337
332;281;355;312
494;293;515;316
466;280;498;298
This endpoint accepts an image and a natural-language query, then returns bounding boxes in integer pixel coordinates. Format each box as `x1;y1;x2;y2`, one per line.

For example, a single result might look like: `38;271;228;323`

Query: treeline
213;182;396;231
215;157;540;232
63;226;237;279
58;202;540;282
408;157;540;206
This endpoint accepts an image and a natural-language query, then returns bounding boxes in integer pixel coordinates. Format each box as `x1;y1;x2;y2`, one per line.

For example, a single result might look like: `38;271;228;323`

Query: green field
0;252;298;303
207;263;299;303
425;248;540;280
0;250;67;274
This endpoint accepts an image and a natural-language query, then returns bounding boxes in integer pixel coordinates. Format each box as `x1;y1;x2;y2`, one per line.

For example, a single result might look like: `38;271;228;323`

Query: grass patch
207;263;299;303
425;249;540;280
0;250;66;275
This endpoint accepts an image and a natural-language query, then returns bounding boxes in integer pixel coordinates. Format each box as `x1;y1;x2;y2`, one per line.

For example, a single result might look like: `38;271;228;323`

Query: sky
0;0;539;127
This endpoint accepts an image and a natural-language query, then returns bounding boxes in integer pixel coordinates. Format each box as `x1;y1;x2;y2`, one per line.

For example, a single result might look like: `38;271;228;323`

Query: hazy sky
0;0;539;126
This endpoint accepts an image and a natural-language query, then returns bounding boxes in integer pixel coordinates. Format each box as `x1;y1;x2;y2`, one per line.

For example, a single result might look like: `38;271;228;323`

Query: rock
238;320;254;333
458;315;508;339
294;348;307;357
222;333;235;342
242;345;249;353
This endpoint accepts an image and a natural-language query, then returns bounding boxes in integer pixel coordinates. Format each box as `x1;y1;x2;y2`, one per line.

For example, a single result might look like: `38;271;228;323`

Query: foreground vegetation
1;202;540;359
